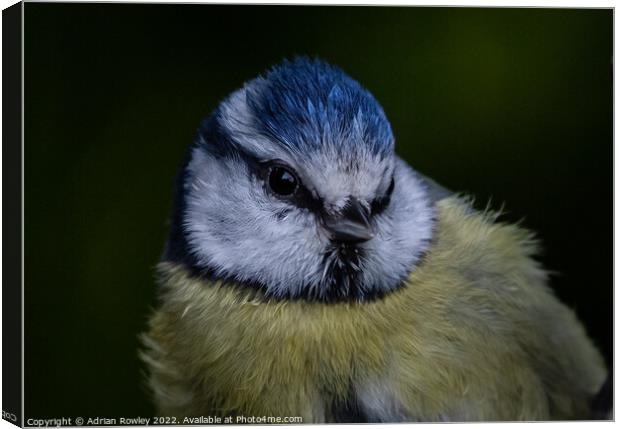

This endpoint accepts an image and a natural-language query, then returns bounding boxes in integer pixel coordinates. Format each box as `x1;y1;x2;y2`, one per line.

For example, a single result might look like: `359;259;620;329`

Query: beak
324;198;374;243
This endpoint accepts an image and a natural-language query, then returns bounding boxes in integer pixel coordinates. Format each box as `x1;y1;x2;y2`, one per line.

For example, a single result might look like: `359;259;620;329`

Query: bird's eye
268;166;298;196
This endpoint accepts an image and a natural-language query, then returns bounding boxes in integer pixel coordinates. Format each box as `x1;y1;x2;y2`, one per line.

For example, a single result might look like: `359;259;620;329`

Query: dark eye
268;166;298;196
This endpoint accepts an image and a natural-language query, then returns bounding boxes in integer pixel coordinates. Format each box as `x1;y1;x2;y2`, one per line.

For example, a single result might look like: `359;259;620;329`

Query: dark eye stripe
371;177;395;215
232;144;391;218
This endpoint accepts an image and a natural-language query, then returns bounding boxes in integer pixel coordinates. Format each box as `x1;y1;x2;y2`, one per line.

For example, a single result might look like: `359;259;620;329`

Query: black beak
324;198;374;244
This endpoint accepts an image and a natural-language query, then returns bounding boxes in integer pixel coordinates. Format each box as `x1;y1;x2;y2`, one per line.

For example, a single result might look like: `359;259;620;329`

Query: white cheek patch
184;147;328;298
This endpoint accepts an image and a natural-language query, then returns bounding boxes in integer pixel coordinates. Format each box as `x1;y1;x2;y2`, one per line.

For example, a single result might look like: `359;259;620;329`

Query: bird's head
166;57;435;301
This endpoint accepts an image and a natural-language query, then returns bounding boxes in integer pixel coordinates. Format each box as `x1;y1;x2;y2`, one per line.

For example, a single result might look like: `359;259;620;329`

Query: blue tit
141;57;608;422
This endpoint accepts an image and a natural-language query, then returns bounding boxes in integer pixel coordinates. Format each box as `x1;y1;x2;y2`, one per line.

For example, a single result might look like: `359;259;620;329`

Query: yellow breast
143;196;605;421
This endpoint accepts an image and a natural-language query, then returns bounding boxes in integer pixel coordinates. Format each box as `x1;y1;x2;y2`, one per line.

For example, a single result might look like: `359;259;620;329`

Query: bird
141;57;608;422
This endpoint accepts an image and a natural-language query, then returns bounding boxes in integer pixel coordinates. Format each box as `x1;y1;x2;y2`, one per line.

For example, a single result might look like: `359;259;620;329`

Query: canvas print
2;2;613;425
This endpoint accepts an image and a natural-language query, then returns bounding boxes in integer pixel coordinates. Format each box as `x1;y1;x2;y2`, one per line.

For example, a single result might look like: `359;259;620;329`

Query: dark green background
25;4;612;419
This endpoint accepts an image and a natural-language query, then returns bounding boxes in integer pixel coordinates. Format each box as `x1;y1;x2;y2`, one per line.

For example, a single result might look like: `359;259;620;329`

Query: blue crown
245;57;394;158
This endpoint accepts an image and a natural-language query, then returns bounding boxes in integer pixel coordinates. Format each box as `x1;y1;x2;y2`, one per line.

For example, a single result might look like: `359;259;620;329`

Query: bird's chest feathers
153;262;432;420
158;272;398;412
150;198;545;421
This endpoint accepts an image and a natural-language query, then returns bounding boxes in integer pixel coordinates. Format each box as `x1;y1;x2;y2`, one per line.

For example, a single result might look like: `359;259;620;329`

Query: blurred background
24;4;612;419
